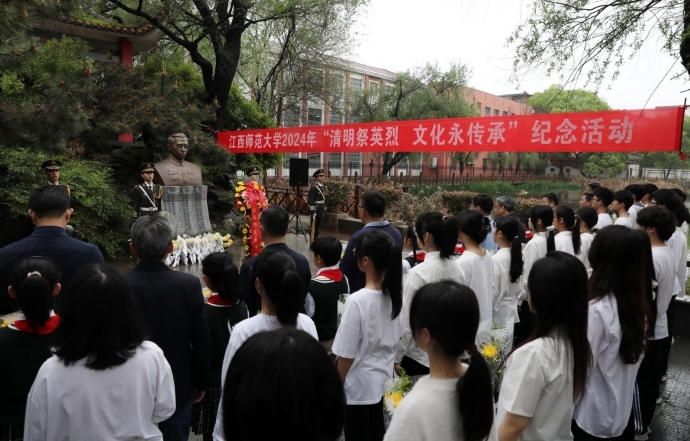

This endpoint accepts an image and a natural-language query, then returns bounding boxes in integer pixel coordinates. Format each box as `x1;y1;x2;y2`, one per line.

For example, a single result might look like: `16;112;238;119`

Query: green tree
509;1;690;86
581;153;629;177
528;85;620;176
350;62;477;175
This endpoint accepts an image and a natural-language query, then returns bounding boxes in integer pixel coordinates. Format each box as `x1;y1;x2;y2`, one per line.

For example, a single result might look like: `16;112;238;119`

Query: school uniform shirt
522;232;548;297
332;288;403;405
579;232;594;278
395;252;466;367
651;245;681;340
213;313;318;441
383;375;499;441
614;216;633;228
667;227;688;296
573;295;642;438
497;337;575;441
456;250;493;343
628;203;644;229
24;341;176;441
554;231;576;256
492;248;524;328
595;213;613;230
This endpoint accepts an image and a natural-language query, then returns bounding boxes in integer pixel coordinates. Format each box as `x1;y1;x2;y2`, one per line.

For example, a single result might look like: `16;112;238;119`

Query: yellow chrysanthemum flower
237;181;244;185
235;193;240;197
481;345;499;359
242;229;247;234
240;207;246;212
244;245;249;250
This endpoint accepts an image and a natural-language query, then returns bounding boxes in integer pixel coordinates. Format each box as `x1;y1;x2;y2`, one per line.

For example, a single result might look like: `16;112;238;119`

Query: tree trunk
681;0;690;79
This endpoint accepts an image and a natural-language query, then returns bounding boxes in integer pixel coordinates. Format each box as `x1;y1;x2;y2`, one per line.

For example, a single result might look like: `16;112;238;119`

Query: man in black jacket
124;215;211;441
240;206;311;316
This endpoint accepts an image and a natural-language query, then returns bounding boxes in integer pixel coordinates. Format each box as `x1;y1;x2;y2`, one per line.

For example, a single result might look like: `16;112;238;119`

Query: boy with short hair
612;190;634;228
592;187;615;229
305;236;350;354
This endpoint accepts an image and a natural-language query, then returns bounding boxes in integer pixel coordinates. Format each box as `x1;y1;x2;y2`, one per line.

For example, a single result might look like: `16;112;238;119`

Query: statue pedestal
161;186;212;236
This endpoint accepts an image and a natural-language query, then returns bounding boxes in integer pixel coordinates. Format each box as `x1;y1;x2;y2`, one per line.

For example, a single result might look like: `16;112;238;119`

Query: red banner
217;107;684;154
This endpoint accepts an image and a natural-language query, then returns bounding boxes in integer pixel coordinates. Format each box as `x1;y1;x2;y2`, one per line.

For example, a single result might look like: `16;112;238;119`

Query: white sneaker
656;397;663;404
662;375;667;382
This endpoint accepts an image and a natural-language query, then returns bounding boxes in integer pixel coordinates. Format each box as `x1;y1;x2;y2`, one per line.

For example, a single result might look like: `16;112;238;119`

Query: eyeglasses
648;201;657;206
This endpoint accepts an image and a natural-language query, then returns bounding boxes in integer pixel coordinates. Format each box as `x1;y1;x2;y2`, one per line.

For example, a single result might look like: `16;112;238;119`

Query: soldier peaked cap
140;162;156;173
41;159;61;170
313;169;325;177
247;166;260;176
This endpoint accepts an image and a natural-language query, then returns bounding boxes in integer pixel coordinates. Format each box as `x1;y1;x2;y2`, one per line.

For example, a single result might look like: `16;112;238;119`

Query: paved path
653;336;690;440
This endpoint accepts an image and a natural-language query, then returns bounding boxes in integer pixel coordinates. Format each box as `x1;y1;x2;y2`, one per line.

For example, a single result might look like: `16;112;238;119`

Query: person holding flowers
384;281;495;441
234;167;268;260
0;258;61;441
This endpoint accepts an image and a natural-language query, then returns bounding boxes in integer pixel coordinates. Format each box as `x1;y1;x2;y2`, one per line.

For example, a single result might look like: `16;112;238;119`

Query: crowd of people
0;181;687;441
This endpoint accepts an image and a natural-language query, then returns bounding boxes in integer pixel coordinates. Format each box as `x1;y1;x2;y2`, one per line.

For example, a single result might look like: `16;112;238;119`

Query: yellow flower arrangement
240;206;246;212
242;229;247;234
237;181;244;186
235;193;239;197
244;245;249;250
480;344;499;360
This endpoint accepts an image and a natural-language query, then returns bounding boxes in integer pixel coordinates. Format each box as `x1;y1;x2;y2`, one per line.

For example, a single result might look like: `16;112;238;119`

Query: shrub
0;148;131;258
440;191;475;215
515;197;541;213
325;180;354;213
387;192;445;225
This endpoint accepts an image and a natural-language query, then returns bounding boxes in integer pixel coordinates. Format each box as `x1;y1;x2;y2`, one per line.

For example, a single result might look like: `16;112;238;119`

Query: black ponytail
555;206;581;254
547;228;556;252
409;281;493;441
494;216;524;283
9;257;60;331
405;225;420;259
415;212;459;259
355;229;402;319
202;252;242;304
456;210;490;245
252;250;304;326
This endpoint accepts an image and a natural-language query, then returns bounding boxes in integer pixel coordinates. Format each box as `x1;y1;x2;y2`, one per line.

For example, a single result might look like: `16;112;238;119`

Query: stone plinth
161;185;211;236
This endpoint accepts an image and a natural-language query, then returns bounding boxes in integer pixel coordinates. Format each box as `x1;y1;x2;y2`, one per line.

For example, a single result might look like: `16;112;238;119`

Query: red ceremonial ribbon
244;182;268;258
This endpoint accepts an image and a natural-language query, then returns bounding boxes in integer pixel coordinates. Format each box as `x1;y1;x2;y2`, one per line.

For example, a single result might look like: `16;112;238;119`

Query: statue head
167;133;189;161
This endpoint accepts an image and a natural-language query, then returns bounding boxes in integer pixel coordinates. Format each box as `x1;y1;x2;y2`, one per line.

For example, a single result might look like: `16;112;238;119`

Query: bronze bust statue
153;133;203;186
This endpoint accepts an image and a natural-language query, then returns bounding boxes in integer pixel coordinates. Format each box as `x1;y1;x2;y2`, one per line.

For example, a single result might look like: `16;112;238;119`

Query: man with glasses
493;195;528;243
592;187;615;229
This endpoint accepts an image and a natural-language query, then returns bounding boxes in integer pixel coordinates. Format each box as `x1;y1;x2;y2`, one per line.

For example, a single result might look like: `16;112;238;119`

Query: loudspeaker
289;158;310;187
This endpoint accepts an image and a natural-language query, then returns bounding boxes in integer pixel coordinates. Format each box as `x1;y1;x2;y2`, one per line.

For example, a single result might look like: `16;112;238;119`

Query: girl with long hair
395;212;466;377
0;258;61;440
492;215;524;351
385;281;495;441
553;205;582;257
332;229;403;441
213;249;317;440
572;227;651;440
24;264;176;440
455;209;494;344
191;252;248;441
497;252;591;441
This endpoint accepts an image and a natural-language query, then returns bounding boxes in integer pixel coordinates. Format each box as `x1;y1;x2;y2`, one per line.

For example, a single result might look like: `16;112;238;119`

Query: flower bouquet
383;368;413;427
479;325;512;401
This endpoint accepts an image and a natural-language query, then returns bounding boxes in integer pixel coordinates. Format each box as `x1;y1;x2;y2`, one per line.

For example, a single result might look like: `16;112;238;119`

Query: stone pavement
652;336;690;440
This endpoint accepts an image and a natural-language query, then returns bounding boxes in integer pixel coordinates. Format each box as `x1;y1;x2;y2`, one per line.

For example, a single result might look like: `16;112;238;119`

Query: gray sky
353;0;689;110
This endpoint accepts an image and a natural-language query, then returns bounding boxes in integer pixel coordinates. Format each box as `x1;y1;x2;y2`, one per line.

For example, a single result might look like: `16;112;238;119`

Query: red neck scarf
207;293;236;306
10;312;60;335
318;269;343;282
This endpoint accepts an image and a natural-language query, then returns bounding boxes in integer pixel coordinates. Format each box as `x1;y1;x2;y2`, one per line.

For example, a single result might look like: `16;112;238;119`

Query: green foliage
509;2;687;87
582;153;629;177
387;192;444;225
325;180;354;213
528;85;611;114
0;148;131;258
440;191;475;214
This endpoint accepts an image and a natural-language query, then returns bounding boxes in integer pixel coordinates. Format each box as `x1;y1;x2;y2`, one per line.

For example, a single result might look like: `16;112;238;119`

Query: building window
329;73;344;120
284;108;301;127
348;114;360;123
411;156;422;170
329;113;343;125
328;153;342;168
283;152;299;168
485;107;491;116
307;108;322;126
477;102;481;111
399;156;409;167
348;152;362;171
494;109;500;116
482;158;488;171
350;77;363;91
369;81;379;94
503;111;508;116
307;153;321;169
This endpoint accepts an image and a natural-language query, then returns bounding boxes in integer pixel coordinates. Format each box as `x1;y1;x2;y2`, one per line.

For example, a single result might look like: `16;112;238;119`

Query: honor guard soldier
41;159;70;196
132;163;163;218
308;169;326;240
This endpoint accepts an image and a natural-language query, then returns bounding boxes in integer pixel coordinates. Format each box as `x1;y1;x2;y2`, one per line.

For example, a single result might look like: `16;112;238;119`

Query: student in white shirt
220;328;345;441
515;205;554;346
572;227;650;440
576;207;598;278
625;184;647;228
492;215;524;345
24;265;176;441
497;252;591;441
592;187;614;230
332;229;403;441
635;206;679;437
213;249;319;441
553;205;581;257
395;212;466;377
385;281;495;441
456;209;494;344
612;190;634;228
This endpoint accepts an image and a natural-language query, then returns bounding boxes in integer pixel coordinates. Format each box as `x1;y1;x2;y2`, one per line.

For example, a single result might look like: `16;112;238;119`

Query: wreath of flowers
234;180;266;260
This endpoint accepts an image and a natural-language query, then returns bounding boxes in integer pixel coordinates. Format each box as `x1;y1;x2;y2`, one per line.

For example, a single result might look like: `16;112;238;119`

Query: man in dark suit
124;215;211;441
240;206;311;316
132;162;163;218
0;187;103;314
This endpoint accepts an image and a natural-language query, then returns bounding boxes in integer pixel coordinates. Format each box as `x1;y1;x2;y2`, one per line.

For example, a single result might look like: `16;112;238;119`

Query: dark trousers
514;301;534;347
344;399;384;441
312;213;323;240
400;356;430;376
572;416;634;441
159;399;193;441
661;295;677;376
636;338;666;431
